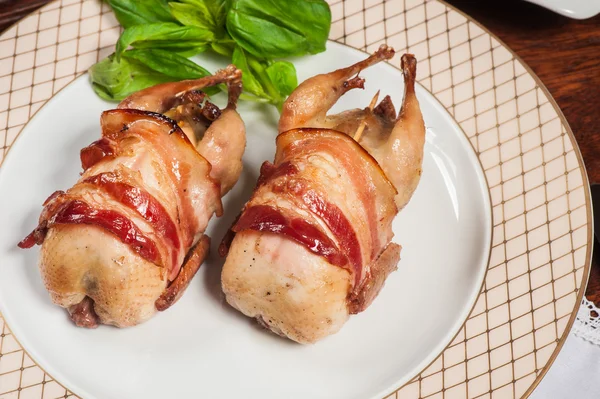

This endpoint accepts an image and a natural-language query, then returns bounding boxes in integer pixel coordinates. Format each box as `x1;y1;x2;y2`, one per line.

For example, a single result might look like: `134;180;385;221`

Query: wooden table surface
1;0;599;301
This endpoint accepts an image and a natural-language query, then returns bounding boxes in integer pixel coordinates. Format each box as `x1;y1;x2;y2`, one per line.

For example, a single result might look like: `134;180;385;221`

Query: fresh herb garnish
106;0;176;28
90;0;331;111
226;0;331;59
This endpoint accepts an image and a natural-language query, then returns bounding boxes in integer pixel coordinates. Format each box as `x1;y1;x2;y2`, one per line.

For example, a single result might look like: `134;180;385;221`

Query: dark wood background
1;0;599;300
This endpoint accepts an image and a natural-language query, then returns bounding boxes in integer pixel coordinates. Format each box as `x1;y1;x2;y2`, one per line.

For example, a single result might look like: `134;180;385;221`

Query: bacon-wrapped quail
220;46;426;343
19;66;245;328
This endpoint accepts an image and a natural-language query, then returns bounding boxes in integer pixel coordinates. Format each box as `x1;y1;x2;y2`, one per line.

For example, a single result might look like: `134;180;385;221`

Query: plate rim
0;1;593;398
437;2;594;397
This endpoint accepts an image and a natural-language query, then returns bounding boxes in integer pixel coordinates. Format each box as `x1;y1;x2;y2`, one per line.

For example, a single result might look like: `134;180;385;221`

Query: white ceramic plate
524;0;600;19
0;42;491;399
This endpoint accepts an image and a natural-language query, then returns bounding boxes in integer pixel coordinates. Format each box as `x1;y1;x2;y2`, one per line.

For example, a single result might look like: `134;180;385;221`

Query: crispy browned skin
347;242;401;313
155;235;211;311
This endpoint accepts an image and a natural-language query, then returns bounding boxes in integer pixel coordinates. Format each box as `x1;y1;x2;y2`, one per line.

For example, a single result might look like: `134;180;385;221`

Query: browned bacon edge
81;137;114;171
155;235;210;311
347;242;401;314
80;110;189;171
19;197;161;265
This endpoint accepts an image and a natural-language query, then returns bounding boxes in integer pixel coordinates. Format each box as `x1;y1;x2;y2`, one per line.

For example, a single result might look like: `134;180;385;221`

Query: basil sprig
90;0;331;111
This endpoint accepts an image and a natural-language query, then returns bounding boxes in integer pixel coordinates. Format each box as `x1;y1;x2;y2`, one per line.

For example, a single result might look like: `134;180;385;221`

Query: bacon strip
26;199;161;265
100;109;223;244
80;138;115;170
219;161;354;269
22;109;222;282
256;161;299;187
223;128;397;292
83;172;181;276
101;109;193;147
299;189;362;286
276;129;397;260
255;162;363;285
233;205;348;268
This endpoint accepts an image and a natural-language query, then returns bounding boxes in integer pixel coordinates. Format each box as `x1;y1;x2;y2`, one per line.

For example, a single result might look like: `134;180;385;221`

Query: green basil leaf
130;41;208;58
226;0;331;58
107;0;176;28
91;50;220;101
238;92;272;104
89;55;176;101
124;49;211;79
169;3;211;30
232;46;268;98
179;0;228;27
169;0;227;37
210;40;234;57
115;23;213;59
266;61;297;97
89;55;131;100
115;68;176;99
123;48;220;95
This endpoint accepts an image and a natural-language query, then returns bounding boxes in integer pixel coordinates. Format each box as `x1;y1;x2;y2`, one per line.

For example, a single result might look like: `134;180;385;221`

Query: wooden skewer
353;90;380;142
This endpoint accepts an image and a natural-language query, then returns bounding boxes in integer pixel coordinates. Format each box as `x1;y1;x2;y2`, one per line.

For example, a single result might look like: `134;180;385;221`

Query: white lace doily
573;298;600;346
531;297;600;398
